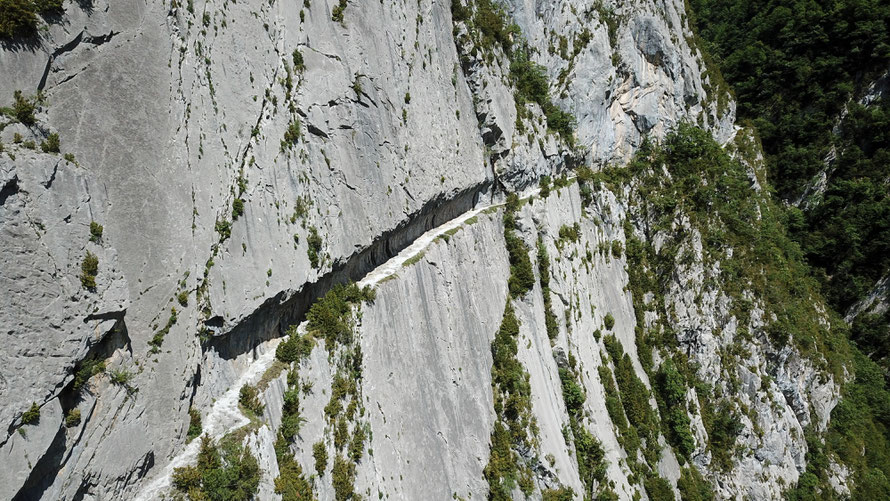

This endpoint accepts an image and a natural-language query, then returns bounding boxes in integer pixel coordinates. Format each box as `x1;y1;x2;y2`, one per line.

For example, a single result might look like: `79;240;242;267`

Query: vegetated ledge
204;180;494;361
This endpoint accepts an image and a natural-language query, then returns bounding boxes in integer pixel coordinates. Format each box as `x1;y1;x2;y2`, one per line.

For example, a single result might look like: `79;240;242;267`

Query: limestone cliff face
0;0;836;499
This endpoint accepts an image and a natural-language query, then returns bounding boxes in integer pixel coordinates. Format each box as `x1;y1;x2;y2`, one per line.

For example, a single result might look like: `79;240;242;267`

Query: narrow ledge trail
135;182;548;499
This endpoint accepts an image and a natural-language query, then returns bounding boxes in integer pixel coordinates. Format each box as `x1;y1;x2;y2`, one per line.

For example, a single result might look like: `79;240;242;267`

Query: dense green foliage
40;132;59;153
689;0;890;198
187;408;203;441
80;251;99;289
305;282;374;352
172;435;261;501
0;0;38;38
788;97;890;371
654;359;695;460
11;90;36;125
276;325;314;363
604;336;659;462
313;441;328;476
689;0;890;376
64;408;81;428
643;475;673;501
537;239;559;340
231;198;244;220
274;454;313;501
503;194;535;297
676;467;714;501
238;384;265;417
89;221;103;242
21;402;40;425
72;357;105;392
307;226;323;269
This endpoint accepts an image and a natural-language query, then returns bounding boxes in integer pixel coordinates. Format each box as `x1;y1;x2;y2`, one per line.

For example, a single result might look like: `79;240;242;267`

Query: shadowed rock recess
2;0;886;499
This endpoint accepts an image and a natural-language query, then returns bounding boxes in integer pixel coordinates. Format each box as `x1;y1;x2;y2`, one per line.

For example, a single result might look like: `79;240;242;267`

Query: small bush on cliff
12;90;36;124
187;408;202;441
331;0;347;23
21;402;40;425
313;440;328;476
231;197;244;220
80;251;98;289
64;408;81;427
276;325;313;363
40;132;59;153
89;221;103;242
603;312;615;330
307;225;323;268
238;384;264;417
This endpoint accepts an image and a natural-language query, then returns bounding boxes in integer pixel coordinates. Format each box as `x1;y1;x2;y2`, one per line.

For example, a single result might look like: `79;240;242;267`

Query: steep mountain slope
0;0;876;499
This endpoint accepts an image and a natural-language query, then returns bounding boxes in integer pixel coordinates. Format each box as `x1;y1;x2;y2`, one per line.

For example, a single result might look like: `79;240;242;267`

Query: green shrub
64;408;81;427
505;229;535;297
510;46;575;141
0;0;38;38
279;386;304;440
64;152;76;163
677;466;714;501
349;424;366;461
276;326;314;363
215;219;232;240
485;302;535;499
542;487;574;501
292;48;304;71
12;90;36;124
89;221;103;242
21;402;40;425
40;132;59;153
539;175;552;196
232;198;244;220
610;240;623;258
148;307;178;352
558;367;585;416
332;454;355;501
72;358;105;391
110;369;133;386
537;239;559;340
274;454;313;500
80;251;99;289
307;226;323;268
655;359;695;459
644;475;674;501
603;312;614;330
558;223;580;243
704;402;741;471
187;408;202;441
177;290;188;307
238;384;265;417
331;0;347;23
313;440;328;476
305;282;374;351
281;119;301;151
